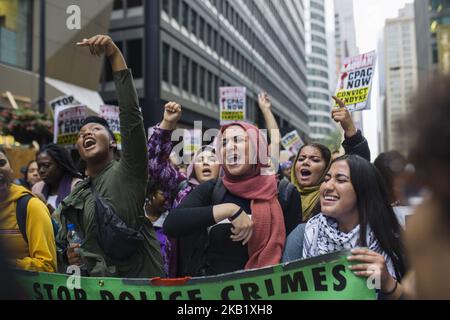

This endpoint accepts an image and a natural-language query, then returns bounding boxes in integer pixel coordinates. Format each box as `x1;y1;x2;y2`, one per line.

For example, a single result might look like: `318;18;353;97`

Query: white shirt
47;195;58;210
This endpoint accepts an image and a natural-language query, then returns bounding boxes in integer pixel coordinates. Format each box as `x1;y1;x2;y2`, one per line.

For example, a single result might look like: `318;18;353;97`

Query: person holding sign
164;122;300;276
55;35;164;278
147;102;221;277
283;154;407;300
291;96;370;222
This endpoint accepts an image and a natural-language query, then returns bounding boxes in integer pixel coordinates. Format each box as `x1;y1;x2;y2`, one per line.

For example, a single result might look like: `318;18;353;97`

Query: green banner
15;250;376;300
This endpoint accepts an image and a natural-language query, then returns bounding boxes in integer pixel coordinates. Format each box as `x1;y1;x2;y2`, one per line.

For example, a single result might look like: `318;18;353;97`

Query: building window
172;49;180;87
199;67;205;99
190;9;197;34
214;76;219;105
127;39;143;78
191;61;198;95
207;24;212;47
213;30;218;52
182;55;189;91
0;0;32;69
162;0;169;14
182;1;189;28
113;0;124;10
162;43;170;82
207;71;213;102
199;17;205;42
172;0;180;20
127;0;142;8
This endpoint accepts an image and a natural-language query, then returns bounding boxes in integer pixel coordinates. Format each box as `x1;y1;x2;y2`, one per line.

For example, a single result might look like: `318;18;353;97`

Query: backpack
278;178;296;213
89;182;144;261
16;194;59;243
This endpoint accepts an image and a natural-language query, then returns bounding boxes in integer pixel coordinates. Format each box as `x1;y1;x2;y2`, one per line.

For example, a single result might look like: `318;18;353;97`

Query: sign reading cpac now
335;51;377;112
15;251;375;300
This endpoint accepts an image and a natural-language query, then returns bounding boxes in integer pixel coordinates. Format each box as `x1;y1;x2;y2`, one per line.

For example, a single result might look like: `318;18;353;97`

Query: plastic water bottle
66;224;87;274
67;224;82;252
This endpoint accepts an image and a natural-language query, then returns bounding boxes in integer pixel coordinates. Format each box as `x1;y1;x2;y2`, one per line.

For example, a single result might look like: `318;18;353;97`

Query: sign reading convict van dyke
335;51;377;112
15;251;375;300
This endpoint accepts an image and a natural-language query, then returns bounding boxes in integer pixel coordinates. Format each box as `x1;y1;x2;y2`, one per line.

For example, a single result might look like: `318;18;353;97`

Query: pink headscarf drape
218;122;286;269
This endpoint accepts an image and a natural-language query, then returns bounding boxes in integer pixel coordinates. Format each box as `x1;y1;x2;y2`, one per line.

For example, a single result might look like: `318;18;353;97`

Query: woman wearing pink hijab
164;122;300;276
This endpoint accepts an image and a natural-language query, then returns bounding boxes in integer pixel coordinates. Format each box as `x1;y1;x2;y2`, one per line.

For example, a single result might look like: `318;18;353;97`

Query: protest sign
15;250;376;300
100;105;122;148
183;129;202;162
49;95;80;110
334;51;377;112
53;105;87;146
281;130;304;155
219;87;246;124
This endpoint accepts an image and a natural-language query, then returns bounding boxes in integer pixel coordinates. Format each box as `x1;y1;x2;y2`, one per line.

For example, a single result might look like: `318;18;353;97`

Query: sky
325;0;414;158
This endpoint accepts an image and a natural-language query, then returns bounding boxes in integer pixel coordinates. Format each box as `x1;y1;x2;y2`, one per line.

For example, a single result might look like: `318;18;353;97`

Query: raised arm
77;35;147;178
148;102;186;209
258;92;281;171
332;96;371;161
77;35;127;72
258;92;281;149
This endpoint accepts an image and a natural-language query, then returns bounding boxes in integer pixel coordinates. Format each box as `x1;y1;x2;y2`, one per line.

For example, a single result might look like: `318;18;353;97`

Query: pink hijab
218;122;286;269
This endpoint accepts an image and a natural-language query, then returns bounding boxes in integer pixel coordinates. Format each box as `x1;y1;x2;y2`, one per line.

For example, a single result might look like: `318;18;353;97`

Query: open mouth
323;194;340;202
202;168;212;177
83;137;97;150
300;168;312;178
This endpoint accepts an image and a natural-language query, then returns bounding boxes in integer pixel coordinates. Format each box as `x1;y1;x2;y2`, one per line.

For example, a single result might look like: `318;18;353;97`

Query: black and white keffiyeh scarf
302;214;397;278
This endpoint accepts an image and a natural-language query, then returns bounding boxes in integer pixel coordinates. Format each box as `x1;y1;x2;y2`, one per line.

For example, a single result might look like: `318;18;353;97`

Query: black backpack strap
16;195;33;243
278;178;295;213
285;183;296;203
278;179;289;201
211;178;227;205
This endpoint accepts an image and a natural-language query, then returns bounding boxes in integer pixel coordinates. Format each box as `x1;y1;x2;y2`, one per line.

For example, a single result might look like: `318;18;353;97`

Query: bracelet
382;280;398;296
229;208;244;222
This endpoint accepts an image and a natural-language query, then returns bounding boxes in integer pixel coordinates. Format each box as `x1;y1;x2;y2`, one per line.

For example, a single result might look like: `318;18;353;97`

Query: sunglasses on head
0;159;8;167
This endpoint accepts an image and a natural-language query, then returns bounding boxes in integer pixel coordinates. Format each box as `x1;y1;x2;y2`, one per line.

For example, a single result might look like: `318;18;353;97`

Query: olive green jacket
56;69;164;278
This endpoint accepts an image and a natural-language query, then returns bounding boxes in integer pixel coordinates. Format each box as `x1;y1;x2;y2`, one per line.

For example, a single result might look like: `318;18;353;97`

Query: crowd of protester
1;34;449;300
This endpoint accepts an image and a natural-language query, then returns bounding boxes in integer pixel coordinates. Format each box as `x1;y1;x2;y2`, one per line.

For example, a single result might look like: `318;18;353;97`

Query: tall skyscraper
415;0;450;89
384;3;418;156
101;0;309;135
333;0;363;133
304;0;334;140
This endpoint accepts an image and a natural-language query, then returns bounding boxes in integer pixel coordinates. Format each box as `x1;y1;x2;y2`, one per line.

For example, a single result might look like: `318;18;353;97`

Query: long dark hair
333;154;407;279
374;151;407;205
37;144;82;179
